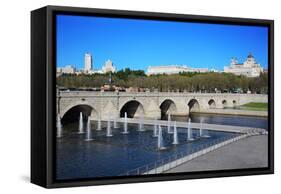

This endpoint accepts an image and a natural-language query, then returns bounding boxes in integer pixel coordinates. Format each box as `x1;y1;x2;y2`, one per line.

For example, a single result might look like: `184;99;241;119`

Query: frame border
32;5;274;188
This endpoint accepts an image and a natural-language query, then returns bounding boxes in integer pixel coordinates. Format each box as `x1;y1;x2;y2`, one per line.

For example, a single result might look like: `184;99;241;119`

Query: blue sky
56;14;268;71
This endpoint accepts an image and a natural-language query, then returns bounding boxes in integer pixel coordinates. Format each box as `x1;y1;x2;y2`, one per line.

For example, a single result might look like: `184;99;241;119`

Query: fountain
96;114;102;131
153;119;158;137
199;118;203;137
167;113;172;134
187;118;194;141
106;119;113;137
172;121;179;145
56;114;63;138
85;116;93;141
138;113;145;131
200;118;210;138
78;112;84;134
157;125;165;150
122;112;129;134
113;114;118;128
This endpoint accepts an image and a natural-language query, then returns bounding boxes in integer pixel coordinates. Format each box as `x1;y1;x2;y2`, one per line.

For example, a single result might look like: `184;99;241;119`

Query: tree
57;72;268;94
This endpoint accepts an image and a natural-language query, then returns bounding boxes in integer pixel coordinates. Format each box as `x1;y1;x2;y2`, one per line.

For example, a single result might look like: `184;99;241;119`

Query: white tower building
84;53;92;72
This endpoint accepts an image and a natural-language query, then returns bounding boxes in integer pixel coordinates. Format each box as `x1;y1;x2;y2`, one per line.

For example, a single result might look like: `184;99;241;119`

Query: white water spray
106;119;113;137
97;113;102;131
138;113;145;131
85;116;93;141
172;121;179;145
78;112;84;134
153;119;158;137
56;114;63;138
113;114;118;128
199;118;203;137
187;118;194;141
167;113;172;134
157;125;165;150
122;112;129;134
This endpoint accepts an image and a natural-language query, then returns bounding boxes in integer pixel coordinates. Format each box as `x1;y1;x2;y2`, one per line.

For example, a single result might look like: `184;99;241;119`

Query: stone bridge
57;90;267;123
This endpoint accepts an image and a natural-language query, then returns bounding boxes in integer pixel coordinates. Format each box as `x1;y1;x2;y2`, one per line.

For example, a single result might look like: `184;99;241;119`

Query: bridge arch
222;100;228;108
208;99;216;109
188;99;200;112
120;100;145;118
61;103;98;125
233;100;237;108
160;99;177;118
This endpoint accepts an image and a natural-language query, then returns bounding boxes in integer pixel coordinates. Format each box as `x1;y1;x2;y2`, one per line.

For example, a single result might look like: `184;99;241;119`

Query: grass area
240;102;268;111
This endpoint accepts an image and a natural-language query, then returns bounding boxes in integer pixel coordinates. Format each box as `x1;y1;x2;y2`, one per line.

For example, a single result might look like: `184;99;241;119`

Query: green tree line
57;68;268;94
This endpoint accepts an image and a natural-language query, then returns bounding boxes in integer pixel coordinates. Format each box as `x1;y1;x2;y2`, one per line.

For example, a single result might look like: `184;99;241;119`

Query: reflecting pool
56;114;267;180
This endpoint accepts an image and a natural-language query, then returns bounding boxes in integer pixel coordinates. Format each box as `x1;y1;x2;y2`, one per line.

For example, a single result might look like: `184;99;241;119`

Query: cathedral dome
247;53;254;58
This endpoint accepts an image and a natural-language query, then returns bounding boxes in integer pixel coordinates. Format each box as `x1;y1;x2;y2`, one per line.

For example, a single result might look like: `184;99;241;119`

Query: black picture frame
31;5;274;188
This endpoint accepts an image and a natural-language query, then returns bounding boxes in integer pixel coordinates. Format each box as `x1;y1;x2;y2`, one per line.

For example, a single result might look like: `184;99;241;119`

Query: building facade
224;53;263;77
147;65;209;75
56;65;76;76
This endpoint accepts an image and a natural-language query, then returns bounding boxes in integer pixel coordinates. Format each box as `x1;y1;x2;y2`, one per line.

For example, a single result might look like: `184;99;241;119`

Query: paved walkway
165;135;268;173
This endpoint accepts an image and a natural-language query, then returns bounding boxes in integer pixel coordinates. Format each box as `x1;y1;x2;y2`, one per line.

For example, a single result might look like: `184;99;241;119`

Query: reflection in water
169;113;268;130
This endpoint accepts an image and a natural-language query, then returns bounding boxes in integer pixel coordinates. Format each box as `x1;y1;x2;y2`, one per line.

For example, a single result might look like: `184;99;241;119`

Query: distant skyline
56;14;268;71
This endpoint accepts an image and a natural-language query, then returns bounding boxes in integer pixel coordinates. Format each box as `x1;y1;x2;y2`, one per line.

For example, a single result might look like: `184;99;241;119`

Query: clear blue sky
56;14;268;71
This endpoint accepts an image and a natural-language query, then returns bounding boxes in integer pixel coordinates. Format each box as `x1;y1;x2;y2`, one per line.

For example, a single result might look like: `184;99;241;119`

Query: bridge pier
144;109;161;119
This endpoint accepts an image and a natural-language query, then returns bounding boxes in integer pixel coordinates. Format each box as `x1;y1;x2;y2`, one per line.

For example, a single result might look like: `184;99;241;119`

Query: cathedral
224;53;264;77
